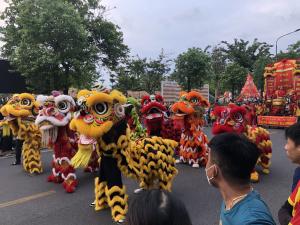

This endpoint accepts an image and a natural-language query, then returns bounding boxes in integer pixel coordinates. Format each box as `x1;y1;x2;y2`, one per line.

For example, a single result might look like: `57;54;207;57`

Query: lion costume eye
94;102;108;115
190;98;199;103
143;99;149;105
21;98;31;106
57;101;70;113
233;113;243;123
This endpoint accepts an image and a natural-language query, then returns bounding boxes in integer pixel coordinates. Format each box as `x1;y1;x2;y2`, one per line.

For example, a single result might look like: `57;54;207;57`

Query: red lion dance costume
212;103;272;182
171;91;209;168
141;94;180;140
35;93;78;192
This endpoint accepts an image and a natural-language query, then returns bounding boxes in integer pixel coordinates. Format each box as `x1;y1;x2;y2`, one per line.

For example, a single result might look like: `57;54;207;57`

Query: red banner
274;60;295;90
265;77;275;98
257;116;297;127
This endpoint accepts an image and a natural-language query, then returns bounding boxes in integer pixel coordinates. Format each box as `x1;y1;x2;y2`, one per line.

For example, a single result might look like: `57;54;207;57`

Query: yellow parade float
258;59;300;127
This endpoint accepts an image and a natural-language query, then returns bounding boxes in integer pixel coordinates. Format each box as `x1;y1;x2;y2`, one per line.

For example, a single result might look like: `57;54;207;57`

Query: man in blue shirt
206;133;275;225
291;167;300;192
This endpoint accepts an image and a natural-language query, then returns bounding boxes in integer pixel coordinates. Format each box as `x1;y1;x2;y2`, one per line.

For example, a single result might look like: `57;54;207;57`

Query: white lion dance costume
35;92;79;192
70;89;178;222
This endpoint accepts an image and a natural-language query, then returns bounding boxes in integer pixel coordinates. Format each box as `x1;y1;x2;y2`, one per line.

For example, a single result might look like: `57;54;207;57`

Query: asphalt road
0;128;295;225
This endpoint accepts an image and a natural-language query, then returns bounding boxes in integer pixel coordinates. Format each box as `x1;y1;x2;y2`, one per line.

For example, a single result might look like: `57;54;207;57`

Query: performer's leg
47;155;63;183
250;169;259;183
94;157;108;210
94;178;108;210
105;185;128;222
259;153;272;174
104;157;128;222
159;179;172;192
12;139;23;165
60;157;77;193
84;150;99;173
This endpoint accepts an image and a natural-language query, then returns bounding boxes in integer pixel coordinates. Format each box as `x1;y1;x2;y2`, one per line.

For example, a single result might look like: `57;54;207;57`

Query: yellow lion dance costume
1;93;42;174
70;89;177;222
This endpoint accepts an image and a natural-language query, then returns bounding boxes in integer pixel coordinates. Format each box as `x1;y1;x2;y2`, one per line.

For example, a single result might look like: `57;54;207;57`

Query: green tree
276;41;300;60
116;51;170;94
207;46;227;99
172;47;211;91
221;39;272;72
253;56;272;93
115;57;146;92
222;63;248;97
1;0;128;93
140;51;171;94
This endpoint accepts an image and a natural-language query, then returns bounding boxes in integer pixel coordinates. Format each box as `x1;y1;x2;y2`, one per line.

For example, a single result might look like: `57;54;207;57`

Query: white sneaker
89;201;95;207
175;159;181;164
117;219;125;223
192;163;199;168
134;188;144;194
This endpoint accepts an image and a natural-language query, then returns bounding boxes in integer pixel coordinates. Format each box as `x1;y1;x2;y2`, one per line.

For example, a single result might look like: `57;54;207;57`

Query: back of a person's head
208;133;260;185
285;123;300;147
126;189;192;225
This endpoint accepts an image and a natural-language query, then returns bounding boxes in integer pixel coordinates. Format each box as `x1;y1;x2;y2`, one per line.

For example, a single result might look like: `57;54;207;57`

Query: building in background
161;80;209;104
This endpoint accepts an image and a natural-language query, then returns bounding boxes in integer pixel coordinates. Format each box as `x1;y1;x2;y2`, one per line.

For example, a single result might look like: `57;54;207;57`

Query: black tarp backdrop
0;60;26;152
0;59;27;94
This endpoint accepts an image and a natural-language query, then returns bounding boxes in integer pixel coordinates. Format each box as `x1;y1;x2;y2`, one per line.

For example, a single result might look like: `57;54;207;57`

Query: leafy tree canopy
221;38;272;72
277;40;300;60
1;0;128;93
221;62;248;97
115;51;171;94
172;47;211;91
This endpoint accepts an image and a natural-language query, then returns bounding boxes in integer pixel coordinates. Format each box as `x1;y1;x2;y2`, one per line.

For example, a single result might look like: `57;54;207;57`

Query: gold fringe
71;144;94;168
2;123;10;136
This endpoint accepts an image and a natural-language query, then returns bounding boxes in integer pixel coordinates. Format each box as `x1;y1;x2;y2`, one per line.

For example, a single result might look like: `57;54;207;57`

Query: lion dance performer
70;89;178;222
212;103;272;182
141;94;180;140
0;93;42;174
171;91;209;168
69;90;100;173
35;92;78;192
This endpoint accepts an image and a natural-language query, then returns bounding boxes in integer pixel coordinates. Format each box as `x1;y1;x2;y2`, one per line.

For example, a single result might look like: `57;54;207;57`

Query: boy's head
206;133;260;187
126;189;192;225
285;123;300;164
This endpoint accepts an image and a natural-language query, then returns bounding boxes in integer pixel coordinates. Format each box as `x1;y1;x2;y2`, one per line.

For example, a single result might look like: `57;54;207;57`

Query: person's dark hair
285;123;300;147
126;189;192;225
208;133;260;185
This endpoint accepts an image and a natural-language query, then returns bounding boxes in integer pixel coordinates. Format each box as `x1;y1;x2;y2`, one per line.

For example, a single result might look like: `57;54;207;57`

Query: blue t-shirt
220;191;275;225
292;167;300;192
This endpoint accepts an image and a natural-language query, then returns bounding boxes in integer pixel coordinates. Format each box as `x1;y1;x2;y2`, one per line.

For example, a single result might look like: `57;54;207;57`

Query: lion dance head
1;93;39;136
212;103;247;135
140;94;167;136
70;89;127;141
171;91;209;129
35;91;76;146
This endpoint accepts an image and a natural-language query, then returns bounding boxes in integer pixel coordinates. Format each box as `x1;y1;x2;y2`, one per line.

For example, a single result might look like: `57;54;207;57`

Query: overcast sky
0;0;299;85
101;0;300;58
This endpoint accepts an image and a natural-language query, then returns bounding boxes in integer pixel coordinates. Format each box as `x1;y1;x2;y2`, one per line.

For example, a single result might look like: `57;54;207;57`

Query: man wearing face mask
206;133;275;225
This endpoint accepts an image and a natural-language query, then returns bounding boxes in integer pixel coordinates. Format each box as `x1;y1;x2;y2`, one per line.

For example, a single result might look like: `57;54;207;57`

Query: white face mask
205;164;216;185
